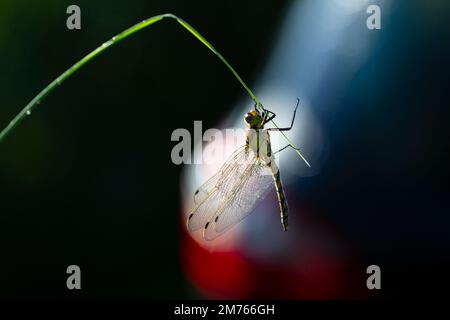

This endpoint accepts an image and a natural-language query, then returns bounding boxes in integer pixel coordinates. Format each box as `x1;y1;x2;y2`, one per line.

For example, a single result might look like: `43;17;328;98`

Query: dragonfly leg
267;98;300;132
254;102;265;113
264;110;276;123
273;144;301;155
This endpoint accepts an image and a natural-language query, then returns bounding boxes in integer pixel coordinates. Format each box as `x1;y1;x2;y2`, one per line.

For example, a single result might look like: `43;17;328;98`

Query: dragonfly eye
244;112;253;123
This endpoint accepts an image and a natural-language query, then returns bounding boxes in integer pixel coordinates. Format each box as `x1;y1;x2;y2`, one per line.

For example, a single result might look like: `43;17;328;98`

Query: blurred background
0;0;449;299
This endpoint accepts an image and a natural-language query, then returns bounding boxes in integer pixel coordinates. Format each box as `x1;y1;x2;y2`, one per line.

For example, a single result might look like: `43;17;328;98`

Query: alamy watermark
171;121;282;167
66;265;81;290
366;5;381;30
66;5;81;30
366;264;381;290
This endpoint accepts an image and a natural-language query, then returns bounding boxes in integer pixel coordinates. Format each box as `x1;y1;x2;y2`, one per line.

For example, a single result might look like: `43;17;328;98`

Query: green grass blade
0;13;310;167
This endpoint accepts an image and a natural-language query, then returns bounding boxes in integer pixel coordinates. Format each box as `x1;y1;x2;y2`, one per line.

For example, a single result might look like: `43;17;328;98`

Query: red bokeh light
180;203;368;299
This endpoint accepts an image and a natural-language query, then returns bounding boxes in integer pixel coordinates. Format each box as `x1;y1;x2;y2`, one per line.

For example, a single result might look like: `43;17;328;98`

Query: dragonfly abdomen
271;167;289;231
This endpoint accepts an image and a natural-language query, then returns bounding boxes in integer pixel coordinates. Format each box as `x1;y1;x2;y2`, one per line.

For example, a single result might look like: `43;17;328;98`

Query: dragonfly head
244;110;264;129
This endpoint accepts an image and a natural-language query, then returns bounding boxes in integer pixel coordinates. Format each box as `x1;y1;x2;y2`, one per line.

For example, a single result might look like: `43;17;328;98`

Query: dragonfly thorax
247;128;272;162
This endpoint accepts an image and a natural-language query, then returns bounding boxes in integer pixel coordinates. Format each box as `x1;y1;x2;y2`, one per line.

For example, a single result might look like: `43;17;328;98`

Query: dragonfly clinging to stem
0;13;311;239
187;99;305;240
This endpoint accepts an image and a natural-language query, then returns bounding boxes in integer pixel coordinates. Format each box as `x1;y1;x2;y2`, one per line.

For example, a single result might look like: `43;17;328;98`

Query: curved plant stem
0;13;310;167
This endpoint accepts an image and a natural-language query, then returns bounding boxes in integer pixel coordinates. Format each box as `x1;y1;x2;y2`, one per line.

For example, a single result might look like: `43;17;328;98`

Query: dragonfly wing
204;157;275;240
193;145;246;205
188;146;250;231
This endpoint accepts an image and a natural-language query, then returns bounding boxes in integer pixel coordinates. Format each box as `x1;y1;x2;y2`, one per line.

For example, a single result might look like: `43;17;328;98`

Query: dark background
0;0;449;299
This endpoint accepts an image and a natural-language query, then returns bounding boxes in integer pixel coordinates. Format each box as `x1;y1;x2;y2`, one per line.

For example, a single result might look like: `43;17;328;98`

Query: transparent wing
203;157;275;240
193;145;246;205
188;145;251;231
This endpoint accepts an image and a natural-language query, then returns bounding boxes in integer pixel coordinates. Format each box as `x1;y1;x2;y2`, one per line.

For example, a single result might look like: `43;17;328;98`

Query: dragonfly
187;99;303;240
